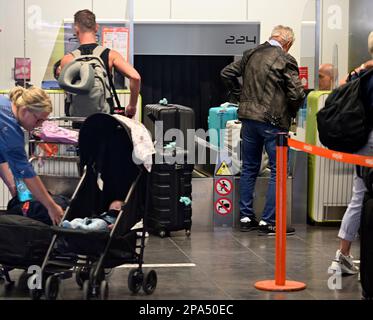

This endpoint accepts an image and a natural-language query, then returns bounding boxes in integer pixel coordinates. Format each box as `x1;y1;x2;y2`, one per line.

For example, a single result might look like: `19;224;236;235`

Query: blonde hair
270;25;295;46
9;86;52;114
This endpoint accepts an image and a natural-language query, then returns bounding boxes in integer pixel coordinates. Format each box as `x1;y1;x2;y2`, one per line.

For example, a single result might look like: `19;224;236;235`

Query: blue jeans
239;119;288;224
338;130;373;241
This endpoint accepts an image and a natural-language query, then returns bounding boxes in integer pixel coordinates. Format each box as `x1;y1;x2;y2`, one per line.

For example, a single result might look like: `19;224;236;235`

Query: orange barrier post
255;133;306;292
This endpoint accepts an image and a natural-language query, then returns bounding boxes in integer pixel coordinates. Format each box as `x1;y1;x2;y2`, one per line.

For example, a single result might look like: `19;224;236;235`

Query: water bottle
15;178;33;202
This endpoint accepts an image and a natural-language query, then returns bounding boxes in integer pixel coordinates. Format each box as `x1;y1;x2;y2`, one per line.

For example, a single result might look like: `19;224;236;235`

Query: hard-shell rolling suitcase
223;120;242;175
144;102;195;149
360;167;373;299
148;148;194;238
223;120;269;175
208;102;238;149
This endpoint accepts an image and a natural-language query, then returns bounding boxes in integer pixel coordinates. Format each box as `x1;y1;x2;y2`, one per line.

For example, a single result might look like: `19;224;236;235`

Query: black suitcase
361;167;373;299
148;148;194;238
144;103;195;149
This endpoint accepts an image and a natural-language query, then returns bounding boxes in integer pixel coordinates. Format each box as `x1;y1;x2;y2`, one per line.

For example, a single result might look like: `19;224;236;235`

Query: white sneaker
329;250;359;275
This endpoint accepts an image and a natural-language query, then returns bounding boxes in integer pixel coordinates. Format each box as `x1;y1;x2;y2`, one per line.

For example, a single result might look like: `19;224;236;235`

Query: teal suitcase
208;103;238;149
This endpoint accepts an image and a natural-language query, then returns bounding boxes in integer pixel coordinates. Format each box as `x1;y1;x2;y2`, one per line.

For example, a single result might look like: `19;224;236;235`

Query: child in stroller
62;199;149;237
62;200;122;231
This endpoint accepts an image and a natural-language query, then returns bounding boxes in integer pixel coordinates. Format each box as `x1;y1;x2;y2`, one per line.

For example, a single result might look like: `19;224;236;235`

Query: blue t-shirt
0;96;36;179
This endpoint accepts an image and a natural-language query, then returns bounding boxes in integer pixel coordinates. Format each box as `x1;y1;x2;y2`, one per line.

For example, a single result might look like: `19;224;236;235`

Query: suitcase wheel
158;229;171;238
159;230;167;238
185;229;191;237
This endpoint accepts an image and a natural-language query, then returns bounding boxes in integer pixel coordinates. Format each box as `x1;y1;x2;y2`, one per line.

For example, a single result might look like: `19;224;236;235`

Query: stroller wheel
100;280;109;300
45;275;60;300
1;267;15;287
89;263;105;286
128;268;143;294
30;288;43;300
76;267;89;288
18;271;30;292
29;274;43;300
82;280;91;300
142;270;157;295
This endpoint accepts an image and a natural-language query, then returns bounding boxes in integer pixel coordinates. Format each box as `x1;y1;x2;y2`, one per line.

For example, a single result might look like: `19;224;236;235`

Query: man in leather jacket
221;25;305;235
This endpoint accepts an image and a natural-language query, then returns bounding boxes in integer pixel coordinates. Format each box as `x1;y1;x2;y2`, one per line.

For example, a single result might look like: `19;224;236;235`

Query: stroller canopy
78;113;141;210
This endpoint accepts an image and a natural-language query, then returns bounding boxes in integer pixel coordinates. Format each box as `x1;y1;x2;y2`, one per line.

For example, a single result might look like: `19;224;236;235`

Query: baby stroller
1;113;157;299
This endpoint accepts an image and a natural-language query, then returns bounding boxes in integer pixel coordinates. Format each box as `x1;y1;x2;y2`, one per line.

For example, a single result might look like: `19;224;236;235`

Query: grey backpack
58;46;113;117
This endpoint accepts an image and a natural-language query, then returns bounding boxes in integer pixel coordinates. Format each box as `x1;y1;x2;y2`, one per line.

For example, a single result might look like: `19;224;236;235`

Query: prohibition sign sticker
214;198;233;216
216;178;233;196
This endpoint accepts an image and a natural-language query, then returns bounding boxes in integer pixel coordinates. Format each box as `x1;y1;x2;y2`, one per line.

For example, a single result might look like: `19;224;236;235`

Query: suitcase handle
220;102;238;109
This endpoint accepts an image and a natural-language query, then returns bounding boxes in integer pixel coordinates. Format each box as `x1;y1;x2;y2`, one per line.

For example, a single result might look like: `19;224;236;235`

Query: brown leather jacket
221;42;305;129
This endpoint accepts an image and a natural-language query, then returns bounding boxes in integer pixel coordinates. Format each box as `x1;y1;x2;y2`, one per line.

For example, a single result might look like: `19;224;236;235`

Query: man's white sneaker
329;249;359;275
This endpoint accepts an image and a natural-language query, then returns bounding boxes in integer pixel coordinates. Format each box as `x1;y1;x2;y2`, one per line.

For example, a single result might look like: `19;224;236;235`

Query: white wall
93;0;128;20
0;0;350;89
321;0;349;82
134;0;171;20
171;0;248;21
0;0;25;88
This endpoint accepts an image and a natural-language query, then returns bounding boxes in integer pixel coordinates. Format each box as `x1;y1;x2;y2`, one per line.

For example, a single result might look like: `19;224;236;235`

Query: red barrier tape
288;138;373;167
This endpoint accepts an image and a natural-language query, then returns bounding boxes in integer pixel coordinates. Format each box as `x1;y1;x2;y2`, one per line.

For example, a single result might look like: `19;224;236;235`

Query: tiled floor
0;224;362;300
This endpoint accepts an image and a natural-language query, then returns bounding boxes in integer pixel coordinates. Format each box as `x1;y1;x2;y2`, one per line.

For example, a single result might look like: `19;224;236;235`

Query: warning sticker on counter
215;161;232;175
214;198;232;216
215;178;233;196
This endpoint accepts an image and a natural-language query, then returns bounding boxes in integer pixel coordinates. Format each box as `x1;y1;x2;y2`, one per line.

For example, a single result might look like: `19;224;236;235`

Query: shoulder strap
70;49;81;58
348;67;373;83
71;46;106;62
101;48;123;113
92;45;107;58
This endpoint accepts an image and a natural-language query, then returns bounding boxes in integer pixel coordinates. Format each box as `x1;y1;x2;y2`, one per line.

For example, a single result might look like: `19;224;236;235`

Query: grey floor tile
0;225;364;300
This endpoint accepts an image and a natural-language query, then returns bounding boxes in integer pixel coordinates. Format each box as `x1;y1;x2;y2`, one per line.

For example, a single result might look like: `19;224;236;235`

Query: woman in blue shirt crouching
0;86;63;225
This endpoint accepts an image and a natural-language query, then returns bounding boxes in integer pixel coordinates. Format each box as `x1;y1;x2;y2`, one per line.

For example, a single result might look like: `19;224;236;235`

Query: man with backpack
59;9;141;118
